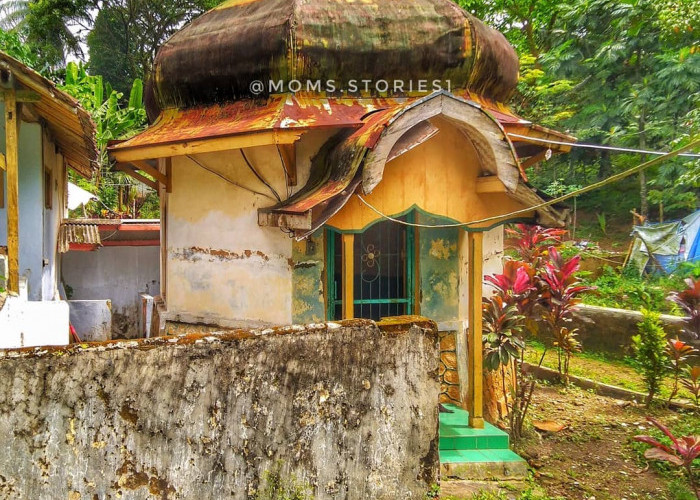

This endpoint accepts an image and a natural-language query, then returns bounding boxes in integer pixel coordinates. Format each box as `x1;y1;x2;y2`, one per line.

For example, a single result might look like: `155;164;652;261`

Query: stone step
440;449;528;480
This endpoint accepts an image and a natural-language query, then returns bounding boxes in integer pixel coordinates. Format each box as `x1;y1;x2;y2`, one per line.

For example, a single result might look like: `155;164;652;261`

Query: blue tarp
628;209;700;275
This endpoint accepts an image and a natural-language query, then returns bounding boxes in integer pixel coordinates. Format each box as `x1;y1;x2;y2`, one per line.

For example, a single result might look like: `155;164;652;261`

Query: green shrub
632;309;670;405
581;265;685;314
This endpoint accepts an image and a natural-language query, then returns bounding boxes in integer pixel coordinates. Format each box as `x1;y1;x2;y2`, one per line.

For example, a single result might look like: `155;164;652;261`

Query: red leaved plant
666;338;697;404
634;417;700;499
682;365;700;406
668;277;700;340
540;246;595;382
505;224;567;265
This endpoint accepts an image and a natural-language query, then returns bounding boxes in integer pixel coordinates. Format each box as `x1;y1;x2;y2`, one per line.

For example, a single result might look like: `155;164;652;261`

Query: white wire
357;195;467;228
355;135;700;229
507;133;700;158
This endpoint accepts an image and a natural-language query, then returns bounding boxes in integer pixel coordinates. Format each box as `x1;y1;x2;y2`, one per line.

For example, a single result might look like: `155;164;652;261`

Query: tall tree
87;0;222;95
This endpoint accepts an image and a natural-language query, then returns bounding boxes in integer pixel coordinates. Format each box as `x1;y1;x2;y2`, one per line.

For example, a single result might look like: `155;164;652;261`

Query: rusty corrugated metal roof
59;219;161;252
0;52;97;178
59;221;101;253
110;91;571;158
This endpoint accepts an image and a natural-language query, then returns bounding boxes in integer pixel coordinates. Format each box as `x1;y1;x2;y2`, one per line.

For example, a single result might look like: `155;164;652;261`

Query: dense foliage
57;62;157;218
459;0;699;225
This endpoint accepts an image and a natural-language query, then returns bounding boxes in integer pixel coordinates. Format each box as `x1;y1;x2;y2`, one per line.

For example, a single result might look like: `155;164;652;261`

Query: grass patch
579;265;688;315
523;340;694;400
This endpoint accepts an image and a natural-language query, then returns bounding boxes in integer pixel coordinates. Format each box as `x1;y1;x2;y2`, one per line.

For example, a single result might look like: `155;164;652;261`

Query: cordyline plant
668;277;700;340
682;365;700;406
482;293;531;439
482;224;590;439
482;275;535;440
634;417;700;499
505;224;567;266
666;339;697;404
540;246;594;383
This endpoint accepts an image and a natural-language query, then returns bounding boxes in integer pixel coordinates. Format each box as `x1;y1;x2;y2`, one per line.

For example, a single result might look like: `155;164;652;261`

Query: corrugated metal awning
59;219;161;252
59;221;101;253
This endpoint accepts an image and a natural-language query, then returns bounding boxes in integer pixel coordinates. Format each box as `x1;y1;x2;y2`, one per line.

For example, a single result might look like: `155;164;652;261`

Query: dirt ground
444;383;699;499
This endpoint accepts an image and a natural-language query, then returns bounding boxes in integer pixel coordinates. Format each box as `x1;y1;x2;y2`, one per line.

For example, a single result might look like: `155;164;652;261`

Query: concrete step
440;449;528;480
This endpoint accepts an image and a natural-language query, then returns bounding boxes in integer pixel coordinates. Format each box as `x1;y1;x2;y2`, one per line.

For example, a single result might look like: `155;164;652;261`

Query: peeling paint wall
164;130;333;329
292;230;325;324
0;318;439;499
417;212;459;322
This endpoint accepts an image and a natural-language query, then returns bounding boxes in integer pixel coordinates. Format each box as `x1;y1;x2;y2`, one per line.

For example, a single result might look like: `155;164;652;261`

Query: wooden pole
341;233;354;319
467;231;484;428
5;89;19;294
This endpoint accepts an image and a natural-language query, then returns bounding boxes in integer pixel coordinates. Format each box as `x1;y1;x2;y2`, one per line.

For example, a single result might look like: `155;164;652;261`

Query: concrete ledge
441;459;528;481
0;296;69;348
573;304;696;354
0;316;438;358
522;362;696;411
68;300;112;342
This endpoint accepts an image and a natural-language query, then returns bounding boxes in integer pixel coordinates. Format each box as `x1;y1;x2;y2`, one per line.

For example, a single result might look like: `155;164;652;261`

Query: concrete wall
68;299;112;342
41;131;66;301
572;304;698;354
164;130;334;329
62;246;160;339
0;112;65;301
0;295;69;348
0;317;440;499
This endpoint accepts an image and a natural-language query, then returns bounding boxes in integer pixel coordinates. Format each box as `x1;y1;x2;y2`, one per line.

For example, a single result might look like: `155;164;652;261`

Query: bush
581;265;686;315
632;309;670;405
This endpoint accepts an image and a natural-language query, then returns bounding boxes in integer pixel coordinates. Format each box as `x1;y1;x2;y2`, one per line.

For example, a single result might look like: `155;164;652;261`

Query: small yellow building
109;0;572;427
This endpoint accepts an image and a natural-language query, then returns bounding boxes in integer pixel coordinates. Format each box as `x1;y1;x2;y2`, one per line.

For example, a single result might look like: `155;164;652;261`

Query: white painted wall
0;108;65;301
0;296;69;348
62;246;160;339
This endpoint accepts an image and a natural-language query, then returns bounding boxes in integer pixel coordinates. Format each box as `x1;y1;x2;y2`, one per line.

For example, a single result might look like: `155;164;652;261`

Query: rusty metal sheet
272;105;408;215
59;221;101;253
111;95;407;152
149;0;520;112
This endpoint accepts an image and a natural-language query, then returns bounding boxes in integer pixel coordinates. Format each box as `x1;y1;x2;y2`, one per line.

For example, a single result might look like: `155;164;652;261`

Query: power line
356;136;700;230
508;133;700;158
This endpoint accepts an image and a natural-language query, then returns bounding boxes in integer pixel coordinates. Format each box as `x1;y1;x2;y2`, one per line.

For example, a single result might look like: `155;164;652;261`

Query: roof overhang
258;91;568;236
0;52;97;178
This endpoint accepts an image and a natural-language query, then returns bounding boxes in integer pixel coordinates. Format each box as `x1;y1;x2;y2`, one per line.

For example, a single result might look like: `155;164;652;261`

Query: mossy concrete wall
573;304;698;354
0;317;439;500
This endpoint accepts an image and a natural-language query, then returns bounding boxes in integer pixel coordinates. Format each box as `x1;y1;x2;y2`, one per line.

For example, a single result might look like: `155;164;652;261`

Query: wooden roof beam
110;130;303;163
114;163;158;190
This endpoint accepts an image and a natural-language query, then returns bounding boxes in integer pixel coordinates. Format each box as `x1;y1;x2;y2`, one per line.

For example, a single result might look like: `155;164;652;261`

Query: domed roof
150;0;519;111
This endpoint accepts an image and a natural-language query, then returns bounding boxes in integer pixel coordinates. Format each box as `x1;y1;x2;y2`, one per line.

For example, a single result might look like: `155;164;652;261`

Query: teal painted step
440;449;525;464
439;404;510;451
439;404;527;480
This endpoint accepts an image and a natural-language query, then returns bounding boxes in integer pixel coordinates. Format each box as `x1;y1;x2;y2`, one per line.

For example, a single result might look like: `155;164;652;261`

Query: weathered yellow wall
326;116;528;232
165;130;332;328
